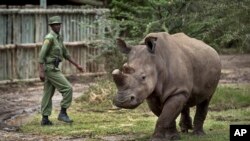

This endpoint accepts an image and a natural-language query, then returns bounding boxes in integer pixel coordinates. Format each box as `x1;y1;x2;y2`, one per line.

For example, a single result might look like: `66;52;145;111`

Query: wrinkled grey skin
112;32;221;141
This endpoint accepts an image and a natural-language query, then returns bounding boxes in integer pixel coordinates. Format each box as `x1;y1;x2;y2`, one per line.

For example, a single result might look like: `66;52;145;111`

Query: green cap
48;16;62;25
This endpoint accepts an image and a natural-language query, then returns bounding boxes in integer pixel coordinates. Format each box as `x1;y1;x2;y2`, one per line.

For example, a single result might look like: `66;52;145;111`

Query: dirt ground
0;54;250;141
220;54;250;83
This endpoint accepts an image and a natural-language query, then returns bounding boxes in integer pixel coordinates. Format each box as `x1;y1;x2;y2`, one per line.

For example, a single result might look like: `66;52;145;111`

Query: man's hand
66;57;84;73
39;71;45;82
39;64;45;82
76;64;84;73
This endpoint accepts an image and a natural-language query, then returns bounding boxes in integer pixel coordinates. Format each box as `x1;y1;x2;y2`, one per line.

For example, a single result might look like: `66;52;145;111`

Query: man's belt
45;58;61;68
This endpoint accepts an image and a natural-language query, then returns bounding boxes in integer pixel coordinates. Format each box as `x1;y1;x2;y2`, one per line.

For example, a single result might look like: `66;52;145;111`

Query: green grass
20;80;250;141
210;84;250;110
21;103;156;140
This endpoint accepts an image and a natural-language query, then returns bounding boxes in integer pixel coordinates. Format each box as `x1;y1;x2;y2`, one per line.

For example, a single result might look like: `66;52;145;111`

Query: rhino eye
142;76;146;80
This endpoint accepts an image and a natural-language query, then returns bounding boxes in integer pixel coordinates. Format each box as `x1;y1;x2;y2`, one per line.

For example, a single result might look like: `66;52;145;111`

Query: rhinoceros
112;32;221;141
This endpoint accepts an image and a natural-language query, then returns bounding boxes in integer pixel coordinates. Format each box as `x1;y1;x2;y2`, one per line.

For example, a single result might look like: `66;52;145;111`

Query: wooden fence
0;8;109;44
0;8;109;82
0;41;106;82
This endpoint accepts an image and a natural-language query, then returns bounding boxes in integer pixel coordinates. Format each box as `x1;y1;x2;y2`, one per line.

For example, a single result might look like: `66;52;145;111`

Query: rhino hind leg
193;98;211;136
179;106;193;133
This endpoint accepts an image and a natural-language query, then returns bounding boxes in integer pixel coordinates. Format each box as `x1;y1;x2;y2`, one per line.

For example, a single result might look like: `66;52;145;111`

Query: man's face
50;23;61;34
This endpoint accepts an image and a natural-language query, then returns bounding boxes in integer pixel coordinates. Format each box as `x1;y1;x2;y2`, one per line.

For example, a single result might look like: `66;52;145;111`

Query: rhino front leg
151;94;187;141
193;98;211;135
147;95;162;117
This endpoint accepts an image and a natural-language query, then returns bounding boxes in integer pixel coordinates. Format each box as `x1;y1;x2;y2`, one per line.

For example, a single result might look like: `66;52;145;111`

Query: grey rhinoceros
112;32;221;141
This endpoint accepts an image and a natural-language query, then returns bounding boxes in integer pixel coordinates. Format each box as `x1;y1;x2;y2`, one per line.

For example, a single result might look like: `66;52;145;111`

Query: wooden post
40;0;47;9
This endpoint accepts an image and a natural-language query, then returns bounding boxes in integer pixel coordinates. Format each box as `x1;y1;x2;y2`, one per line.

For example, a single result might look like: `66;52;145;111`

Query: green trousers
41;69;73;116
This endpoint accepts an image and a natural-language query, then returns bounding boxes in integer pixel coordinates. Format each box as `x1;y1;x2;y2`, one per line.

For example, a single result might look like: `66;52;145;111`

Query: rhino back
147;32;221;105
173;33;221;105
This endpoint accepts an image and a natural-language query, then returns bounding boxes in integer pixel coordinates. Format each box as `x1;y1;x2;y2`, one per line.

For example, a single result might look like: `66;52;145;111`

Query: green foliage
109;0;250;53
109;0;171;37
181;0;250;53
76;17;127;75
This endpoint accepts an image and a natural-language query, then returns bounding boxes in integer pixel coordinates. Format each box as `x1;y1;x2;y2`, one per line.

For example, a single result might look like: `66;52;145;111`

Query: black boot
41;116;53;126
58;108;73;123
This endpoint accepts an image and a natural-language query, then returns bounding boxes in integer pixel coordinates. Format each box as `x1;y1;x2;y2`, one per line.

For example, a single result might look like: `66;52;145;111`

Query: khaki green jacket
39;31;70;70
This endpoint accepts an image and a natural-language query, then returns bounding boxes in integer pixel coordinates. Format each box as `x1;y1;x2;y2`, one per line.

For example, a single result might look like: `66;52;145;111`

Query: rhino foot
193;130;206;136
180;125;193;133
150;138;165;141
151;134;180;141
180;128;188;133
179;116;193;133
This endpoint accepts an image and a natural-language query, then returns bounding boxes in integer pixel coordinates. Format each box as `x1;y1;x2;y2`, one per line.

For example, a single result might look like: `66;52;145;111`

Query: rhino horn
112;69;127;88
122;63;135;74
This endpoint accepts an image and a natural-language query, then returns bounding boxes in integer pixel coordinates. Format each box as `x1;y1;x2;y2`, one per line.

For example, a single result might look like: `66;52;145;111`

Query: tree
109;0;250;53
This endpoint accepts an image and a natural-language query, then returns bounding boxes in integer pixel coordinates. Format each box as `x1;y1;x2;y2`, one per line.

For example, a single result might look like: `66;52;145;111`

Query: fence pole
40;0;47;9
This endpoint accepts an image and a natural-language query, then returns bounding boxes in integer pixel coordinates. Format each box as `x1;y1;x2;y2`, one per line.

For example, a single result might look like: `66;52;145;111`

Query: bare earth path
0;76;96;140
220;54;250;83
0;54;250;140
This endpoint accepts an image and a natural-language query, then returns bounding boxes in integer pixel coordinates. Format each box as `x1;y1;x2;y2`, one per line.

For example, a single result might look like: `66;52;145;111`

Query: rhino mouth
113;93;141;109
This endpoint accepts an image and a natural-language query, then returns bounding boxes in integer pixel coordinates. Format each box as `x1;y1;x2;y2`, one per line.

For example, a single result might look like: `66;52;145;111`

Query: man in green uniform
38;16;84;126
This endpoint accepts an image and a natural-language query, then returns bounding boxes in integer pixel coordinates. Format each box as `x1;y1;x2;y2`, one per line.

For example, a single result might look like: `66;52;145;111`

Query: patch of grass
21;80;250;140
210;84;250;110
21;103;156;140
74;78;117;111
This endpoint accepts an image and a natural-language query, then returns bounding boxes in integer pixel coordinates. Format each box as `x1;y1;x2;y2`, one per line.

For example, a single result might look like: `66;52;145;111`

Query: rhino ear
145;36;157;53
116;38;131;54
